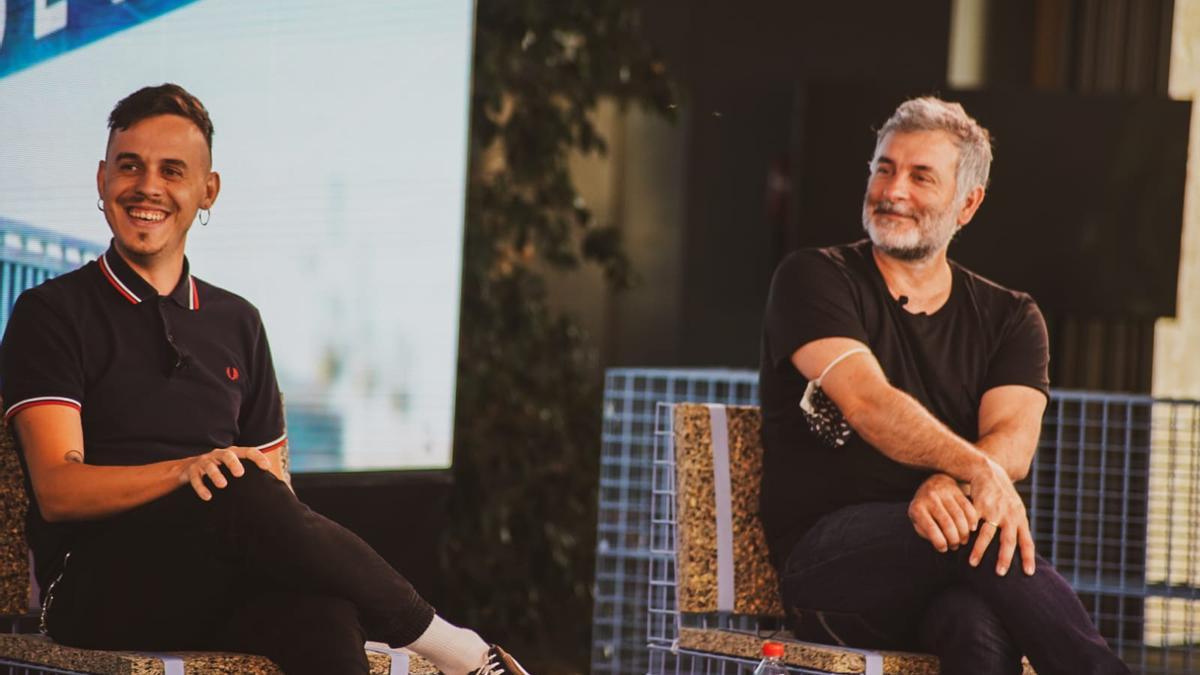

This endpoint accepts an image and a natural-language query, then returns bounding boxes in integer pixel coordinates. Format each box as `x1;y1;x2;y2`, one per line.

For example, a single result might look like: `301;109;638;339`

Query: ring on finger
984;520;1000;529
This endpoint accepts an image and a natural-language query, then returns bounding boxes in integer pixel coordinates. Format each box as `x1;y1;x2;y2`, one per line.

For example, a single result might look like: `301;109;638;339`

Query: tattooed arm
12;404;272;522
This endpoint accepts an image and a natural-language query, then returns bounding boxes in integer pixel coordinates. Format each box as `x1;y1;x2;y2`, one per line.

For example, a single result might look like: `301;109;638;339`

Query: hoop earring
96;198;104;212
198;209;210;226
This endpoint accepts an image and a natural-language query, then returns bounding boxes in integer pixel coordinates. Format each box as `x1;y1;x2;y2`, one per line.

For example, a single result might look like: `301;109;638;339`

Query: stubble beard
861;197;960;263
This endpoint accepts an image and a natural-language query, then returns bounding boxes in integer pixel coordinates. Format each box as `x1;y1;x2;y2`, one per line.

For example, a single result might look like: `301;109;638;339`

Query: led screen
0;0;474;471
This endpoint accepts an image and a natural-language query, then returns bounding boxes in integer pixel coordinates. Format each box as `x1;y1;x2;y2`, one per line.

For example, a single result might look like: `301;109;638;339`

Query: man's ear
203;171;221;209
96;160;106;199
956;185;986;227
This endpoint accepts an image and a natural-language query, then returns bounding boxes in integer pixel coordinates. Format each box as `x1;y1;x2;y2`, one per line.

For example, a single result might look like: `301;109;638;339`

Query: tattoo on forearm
64;450;84;464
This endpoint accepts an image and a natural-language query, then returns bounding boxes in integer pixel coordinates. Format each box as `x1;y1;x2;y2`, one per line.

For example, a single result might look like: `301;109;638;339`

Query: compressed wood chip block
0;634;436;674
0;414;31;616
674;403;784;617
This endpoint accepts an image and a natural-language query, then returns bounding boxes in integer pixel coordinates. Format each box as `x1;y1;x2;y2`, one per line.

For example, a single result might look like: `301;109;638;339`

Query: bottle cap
762;641;785;658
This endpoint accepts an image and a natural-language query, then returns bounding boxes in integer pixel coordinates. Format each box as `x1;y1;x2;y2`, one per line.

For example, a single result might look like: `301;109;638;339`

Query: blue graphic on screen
0;0;473;471
0;1;201;78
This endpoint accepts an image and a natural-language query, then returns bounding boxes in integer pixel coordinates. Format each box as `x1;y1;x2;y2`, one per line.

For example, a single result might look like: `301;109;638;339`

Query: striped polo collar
98;244;200;311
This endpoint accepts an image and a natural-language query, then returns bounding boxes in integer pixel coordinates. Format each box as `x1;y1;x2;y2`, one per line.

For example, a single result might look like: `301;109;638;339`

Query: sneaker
469;644;530;675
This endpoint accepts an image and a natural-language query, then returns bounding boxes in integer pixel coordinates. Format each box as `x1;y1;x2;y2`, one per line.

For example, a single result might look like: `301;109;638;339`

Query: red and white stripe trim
4;396;82;423
189;276;200;310
99;252;142;304
100;252;199;310
255;433;288;452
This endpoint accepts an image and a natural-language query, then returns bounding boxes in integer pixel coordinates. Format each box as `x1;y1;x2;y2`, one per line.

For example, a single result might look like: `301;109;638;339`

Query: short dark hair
107;83;214;151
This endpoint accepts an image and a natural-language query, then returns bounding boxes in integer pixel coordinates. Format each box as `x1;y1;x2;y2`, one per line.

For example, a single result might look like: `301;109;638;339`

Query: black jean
43;465;435;675
781;502;1130;675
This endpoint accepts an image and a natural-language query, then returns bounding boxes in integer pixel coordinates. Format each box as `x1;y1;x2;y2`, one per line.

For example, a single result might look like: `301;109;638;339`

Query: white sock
406;614;490;675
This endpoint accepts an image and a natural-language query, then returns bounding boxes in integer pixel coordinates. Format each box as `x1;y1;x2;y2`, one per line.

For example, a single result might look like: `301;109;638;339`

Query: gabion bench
649;402;1035;675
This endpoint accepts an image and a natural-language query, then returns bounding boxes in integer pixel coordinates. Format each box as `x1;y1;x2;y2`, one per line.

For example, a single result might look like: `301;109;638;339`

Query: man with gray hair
758;97;1128;674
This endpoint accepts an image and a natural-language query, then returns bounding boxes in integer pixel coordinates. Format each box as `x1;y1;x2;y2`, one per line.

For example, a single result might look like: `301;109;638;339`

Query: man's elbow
1010;461;1031;482
1001;442;1037;482
37;499;71;523
32;484;79;523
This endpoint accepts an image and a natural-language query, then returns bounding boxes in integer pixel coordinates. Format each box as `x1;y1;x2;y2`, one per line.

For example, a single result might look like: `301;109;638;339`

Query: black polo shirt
0;243;286;589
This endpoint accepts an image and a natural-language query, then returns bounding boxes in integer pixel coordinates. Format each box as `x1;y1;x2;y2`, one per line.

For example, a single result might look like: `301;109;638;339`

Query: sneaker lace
476;651;505;675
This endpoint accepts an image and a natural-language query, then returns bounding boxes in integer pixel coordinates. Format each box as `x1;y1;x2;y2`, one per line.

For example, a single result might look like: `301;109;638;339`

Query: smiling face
861;129;982;262
96;114;220;269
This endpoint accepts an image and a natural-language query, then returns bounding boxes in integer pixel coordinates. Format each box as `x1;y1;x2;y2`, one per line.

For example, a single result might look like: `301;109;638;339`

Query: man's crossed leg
781;502;1129;675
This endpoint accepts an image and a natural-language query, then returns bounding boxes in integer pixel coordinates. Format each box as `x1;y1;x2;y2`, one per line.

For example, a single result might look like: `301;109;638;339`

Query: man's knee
212;462;289;504
920;586;1021;675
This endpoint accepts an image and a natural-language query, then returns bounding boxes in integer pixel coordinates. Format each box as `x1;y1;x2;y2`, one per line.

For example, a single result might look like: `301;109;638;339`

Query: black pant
782;502;1131;675
43;465;435;675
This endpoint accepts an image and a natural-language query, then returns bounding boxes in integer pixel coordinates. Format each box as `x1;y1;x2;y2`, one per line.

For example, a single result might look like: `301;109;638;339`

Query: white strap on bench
705;403;735;612
365;640;410;675
137;653;185;675
847;647;882;675
865;651;882;675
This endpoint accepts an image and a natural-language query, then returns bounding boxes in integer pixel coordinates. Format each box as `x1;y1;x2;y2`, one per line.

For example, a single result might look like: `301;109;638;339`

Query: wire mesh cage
0;660;86;675
591;369;759;675
1028;392;1200;674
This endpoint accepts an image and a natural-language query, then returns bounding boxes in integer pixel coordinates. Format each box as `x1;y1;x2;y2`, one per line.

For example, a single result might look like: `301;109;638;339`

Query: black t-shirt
0;246;286;589
758;240;1049;568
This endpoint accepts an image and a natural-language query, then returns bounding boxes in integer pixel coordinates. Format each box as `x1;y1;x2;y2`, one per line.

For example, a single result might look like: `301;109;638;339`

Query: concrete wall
1155;0;1200;398
1146;0;1200;646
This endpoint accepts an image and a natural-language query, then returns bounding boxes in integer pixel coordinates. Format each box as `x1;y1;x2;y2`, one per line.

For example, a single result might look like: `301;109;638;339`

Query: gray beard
871;238;938;261
861;201;958;263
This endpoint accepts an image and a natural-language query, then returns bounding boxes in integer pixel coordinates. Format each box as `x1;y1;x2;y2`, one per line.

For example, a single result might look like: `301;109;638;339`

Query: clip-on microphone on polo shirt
168;342;193;375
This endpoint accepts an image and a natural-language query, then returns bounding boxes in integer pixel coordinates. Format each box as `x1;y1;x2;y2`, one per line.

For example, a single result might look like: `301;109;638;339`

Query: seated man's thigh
781;502;950;649
46;493;243;649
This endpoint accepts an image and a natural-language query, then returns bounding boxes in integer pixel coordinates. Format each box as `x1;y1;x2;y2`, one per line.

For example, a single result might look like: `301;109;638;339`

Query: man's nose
133;169;164;198
879;175;909;201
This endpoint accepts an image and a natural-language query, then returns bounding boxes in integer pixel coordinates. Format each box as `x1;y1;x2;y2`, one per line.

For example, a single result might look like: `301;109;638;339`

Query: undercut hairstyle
875;96;992;202
107;83;214;152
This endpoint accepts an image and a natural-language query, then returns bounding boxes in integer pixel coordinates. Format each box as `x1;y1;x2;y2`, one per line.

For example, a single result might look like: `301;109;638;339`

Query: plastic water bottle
753;641;788;675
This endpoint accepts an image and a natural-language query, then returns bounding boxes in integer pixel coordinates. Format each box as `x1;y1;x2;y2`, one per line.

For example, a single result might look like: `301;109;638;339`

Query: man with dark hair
108;83;216;149
759;97;1129;674
0;83;527;675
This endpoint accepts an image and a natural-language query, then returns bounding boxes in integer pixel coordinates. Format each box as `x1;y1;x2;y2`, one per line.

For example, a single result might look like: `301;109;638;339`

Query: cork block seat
0;633;437;675
677;627;941;675
0;406;435;675
670;403;1035;675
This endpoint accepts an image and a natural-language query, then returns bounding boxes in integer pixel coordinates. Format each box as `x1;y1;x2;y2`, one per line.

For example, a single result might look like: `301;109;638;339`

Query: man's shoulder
778;239;873;278
951;260;1038;309
14;260;99;311
191;277;265;324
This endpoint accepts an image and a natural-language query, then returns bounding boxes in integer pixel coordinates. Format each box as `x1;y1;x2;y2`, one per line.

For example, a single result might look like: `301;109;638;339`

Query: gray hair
875;96;992;202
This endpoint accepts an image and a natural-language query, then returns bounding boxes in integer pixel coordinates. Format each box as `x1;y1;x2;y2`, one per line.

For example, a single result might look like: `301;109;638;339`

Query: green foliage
438;1;674;671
